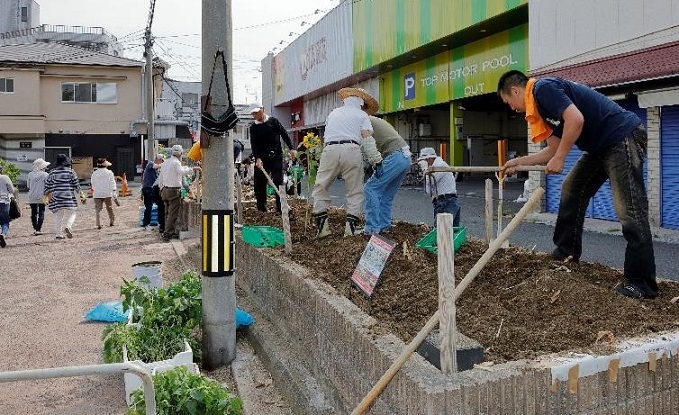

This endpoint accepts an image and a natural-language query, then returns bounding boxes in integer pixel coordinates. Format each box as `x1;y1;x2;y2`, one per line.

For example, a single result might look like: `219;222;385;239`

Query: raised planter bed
232;239;679;414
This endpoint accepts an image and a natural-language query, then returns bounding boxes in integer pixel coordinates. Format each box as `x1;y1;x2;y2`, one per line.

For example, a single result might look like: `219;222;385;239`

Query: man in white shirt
312;87;378;237
160;145;199;242
90;158;117;229
418;147;461;227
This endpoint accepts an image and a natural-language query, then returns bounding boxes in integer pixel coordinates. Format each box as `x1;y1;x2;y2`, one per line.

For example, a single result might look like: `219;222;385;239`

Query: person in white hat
159;145;200;242
91;158;117;229
312;87;379;237
27;158;50;235
248;103;296;213
418;147;461;227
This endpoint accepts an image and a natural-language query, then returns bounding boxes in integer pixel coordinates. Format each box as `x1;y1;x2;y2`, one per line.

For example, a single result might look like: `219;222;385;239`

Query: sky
38;0;340;104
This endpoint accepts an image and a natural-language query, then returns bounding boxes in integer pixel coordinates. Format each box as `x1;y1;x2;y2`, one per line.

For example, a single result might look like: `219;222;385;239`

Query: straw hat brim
338;88;379;115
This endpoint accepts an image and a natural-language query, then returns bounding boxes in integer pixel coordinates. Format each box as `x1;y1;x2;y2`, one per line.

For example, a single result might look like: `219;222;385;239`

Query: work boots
314;211;331;238
344;214;362;237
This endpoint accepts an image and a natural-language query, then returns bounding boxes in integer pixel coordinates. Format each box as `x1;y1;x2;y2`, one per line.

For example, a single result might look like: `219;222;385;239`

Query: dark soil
242;201;679;364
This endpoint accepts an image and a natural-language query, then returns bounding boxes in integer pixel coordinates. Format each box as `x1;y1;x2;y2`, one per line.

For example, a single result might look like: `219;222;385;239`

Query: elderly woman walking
27;158;50;235
44;154;81;240
0;163;15;248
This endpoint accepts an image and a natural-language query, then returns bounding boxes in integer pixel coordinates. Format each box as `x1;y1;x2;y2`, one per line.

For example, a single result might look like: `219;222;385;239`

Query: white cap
249;103;263;113
417;147;437;161
171;144;183;155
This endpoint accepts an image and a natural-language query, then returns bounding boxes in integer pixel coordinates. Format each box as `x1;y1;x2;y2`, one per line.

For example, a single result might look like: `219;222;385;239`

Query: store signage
404;73;416;100
20;142;32;148
380;25;527;113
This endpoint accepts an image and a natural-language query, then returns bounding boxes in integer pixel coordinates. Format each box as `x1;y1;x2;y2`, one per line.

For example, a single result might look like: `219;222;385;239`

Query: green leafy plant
0;159;20;183
126;366;243;415
102;271;202;364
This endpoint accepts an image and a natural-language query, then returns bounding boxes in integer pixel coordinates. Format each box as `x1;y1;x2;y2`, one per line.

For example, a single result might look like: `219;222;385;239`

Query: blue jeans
553;125;658;296
0;202;9;235
433;194;461;227
363;150;410;234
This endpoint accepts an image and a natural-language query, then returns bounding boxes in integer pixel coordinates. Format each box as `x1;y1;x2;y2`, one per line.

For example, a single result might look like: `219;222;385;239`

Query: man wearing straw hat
312;87;379;237
91;158;117;229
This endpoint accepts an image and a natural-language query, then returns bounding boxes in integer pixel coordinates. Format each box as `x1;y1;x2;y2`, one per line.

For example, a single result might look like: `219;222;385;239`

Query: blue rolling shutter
661;105;679;229
546;98;647;219
545;148;593;216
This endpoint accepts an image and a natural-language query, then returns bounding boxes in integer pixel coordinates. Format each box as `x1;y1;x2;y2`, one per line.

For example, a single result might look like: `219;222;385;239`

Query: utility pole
201;0;236;369
143;0;157;161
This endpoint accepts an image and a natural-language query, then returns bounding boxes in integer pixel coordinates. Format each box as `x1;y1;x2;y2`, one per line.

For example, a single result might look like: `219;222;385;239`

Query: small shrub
0;159;20;183
126;366;243;415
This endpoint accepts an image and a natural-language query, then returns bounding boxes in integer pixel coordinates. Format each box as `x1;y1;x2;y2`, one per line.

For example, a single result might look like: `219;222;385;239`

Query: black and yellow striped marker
201;210;234;276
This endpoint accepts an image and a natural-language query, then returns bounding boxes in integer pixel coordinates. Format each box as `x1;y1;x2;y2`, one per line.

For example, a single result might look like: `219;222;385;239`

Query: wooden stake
258;166;292;254
436;213;457;374
350;187;545;415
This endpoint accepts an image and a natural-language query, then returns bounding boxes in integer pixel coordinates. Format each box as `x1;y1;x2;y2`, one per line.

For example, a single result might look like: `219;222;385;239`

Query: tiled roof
532;41;679;88
0;42;143;67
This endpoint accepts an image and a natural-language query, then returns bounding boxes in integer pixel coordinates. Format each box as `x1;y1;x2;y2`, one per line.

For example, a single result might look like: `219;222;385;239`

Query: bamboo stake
350;187;545;415
235;170;243;224
428;165;545;174
279;184;292;254
484;178;493;244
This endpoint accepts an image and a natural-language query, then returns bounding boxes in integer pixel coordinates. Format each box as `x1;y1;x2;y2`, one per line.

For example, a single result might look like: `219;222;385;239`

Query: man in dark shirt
141;154;165;233
249;103;296;213
498;70;658;300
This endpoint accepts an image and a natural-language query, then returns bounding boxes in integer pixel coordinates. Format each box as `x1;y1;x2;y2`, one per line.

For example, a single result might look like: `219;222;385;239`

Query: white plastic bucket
131;261;163;288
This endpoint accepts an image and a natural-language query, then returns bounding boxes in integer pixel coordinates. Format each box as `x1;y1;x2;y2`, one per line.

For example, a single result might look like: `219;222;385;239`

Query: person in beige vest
311;88;378;237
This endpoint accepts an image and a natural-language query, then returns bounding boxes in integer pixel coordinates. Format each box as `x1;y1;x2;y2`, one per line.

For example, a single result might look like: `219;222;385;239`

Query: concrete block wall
235;240;679;414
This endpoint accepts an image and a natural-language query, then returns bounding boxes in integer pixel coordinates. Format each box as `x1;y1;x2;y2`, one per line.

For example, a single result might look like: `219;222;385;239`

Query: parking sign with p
404;73;415;101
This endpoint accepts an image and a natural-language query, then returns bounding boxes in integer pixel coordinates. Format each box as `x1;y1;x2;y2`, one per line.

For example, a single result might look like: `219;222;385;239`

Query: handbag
9;198;21;221
201;50;239;140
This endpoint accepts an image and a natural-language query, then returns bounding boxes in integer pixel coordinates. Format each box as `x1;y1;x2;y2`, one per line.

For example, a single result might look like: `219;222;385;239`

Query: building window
21;7;28;22
61;82;117;103
0;77;14;93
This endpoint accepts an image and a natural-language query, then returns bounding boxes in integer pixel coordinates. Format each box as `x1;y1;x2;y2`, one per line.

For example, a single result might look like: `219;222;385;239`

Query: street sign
350;235;396;298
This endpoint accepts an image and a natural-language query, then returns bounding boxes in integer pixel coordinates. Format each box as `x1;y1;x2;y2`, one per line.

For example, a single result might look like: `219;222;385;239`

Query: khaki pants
161;187;182;238
94;197;114;228
312;143;364;217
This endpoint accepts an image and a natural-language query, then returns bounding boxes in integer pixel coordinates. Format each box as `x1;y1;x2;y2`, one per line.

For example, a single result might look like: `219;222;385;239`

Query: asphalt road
318;175;678;283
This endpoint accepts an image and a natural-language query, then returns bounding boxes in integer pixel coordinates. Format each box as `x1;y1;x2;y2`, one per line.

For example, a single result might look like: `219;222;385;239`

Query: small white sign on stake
350;235;396;297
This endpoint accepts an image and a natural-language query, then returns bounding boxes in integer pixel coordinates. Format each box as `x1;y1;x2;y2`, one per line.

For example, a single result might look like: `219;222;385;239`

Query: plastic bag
9;199;20;220
236;307;254;329
85;301;129;323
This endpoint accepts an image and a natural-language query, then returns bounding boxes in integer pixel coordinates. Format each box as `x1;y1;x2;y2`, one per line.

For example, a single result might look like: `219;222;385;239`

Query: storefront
378;24;528;169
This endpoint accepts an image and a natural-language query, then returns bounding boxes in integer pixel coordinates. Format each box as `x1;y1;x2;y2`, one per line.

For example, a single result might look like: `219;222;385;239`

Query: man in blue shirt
497;70;658;300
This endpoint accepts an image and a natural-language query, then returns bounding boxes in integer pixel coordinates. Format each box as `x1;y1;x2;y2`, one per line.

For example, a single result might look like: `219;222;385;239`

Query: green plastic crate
414;226;467;254
241;226;285;248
